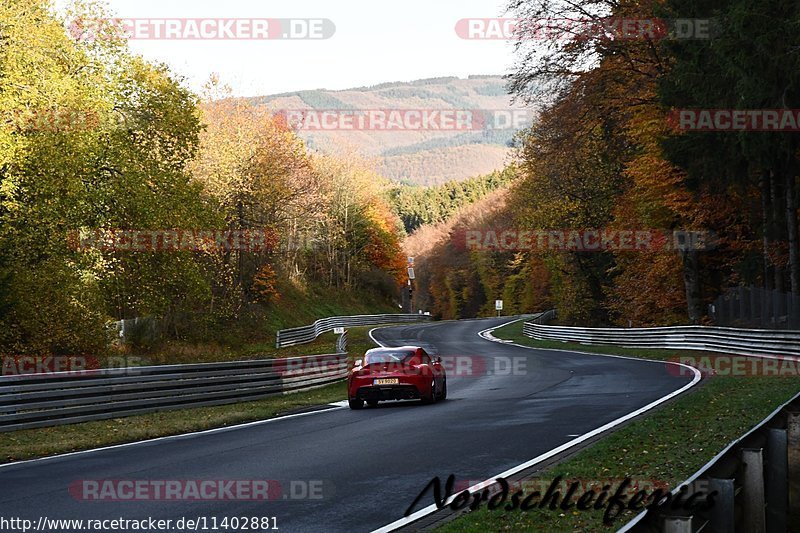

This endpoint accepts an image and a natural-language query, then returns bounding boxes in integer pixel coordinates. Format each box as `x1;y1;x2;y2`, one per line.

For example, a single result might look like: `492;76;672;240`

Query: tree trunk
682;249;703;324
761;169;774;290
771;170;786;292
785;166;800;294
237;199;244;290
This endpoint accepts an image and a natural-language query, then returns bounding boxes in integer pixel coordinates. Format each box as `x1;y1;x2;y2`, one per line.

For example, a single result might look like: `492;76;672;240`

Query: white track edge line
368;327;388;348
1;324;416;469
372;317;702;532
0;402;345;470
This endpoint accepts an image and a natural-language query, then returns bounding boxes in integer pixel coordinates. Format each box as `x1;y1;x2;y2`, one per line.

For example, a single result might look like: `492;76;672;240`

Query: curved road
0;318;693;532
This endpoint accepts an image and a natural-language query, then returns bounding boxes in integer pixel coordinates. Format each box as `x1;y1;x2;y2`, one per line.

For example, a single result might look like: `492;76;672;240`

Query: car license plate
374;378;399;385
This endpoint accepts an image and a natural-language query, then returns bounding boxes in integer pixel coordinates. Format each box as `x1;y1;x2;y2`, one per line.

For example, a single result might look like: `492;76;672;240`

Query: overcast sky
55;0;516;97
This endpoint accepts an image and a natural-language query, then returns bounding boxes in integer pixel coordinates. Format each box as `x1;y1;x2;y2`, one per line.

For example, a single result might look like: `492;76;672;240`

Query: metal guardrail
275;314;431;348
522;312;800;531
0;314;431;432
529;309;556;325
620;392;800;532
522;322;800;358
0;354;348;432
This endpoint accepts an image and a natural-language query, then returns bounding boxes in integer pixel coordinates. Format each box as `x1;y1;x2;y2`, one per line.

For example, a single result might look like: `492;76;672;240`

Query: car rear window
364;350;415;364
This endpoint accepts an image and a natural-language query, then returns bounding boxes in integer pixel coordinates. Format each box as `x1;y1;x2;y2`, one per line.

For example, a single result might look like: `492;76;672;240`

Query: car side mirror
434;356;442;364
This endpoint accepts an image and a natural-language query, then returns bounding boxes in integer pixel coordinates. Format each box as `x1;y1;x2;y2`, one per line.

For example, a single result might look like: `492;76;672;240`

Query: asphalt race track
0;318;694;532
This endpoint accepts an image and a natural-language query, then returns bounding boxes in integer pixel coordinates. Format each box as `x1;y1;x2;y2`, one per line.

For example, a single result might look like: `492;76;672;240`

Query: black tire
422;379;437;404
348;398;364;410
438;379;447;401
367;399;379;408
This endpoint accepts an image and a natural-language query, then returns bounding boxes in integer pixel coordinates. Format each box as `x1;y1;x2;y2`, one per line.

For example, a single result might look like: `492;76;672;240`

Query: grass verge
437;320;800;532
0;326;389;464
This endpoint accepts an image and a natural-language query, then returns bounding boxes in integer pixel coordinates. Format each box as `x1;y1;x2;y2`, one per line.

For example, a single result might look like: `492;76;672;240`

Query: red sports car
348;346;447;409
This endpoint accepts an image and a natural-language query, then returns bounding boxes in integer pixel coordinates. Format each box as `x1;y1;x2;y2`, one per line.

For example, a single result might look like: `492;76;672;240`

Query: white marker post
334;327;346;353
407;258;415;314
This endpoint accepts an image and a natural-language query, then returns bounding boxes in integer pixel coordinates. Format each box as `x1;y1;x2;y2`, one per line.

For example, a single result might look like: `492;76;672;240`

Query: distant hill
248;76;536;185
389;167;515;234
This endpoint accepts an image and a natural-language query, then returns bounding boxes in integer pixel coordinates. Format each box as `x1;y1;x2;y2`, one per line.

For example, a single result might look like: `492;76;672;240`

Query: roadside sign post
407;258;415;314
495;299;503;317
407;279;413;314
334;327;347;353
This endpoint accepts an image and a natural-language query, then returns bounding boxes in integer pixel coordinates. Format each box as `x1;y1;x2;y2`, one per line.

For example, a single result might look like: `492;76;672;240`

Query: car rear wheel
437;379;447;401
367;399;379;407
422;379;437;404
348;398;364;410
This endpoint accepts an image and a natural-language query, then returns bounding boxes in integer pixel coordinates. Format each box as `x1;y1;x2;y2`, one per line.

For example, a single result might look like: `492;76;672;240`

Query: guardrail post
663;516;692;533
773;290;780;328
741;448;766;533
336;330;347;353
765;428;787;533
738;286;746;322
789;412;800;531
708;478;734;533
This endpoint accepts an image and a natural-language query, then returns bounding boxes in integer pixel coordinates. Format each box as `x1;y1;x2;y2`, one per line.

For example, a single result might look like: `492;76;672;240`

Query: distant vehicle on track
347;346;446;409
